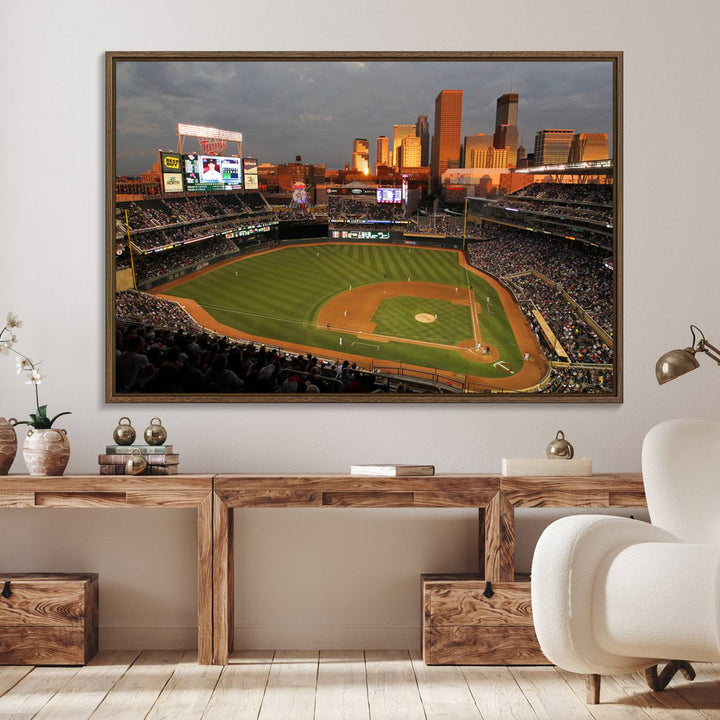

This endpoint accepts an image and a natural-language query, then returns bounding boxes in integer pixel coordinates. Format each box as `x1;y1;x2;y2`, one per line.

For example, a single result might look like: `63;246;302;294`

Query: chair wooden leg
645;661;696;692
586;674;601;704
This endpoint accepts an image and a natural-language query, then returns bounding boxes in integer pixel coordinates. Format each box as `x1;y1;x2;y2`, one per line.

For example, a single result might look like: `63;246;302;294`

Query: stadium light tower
177;123;243;156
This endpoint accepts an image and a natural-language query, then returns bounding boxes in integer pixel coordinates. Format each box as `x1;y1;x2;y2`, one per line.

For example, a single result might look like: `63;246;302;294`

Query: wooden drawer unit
0;573;99;665
422;573;548;665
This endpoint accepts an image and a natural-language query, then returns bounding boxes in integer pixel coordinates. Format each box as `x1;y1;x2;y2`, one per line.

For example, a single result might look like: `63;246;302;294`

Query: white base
100;625;198;650
234;623;420;650
99;624;420;651
502;457;592;476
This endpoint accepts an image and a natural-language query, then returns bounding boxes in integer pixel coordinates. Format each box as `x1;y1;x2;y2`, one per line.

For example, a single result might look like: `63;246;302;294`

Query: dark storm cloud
115;59;614;176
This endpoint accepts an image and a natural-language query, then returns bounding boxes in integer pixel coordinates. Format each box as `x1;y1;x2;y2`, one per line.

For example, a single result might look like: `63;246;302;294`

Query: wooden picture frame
106;51;622;403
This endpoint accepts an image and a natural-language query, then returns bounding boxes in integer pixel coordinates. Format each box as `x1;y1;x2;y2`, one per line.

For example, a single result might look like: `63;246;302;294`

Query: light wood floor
0;650;717;719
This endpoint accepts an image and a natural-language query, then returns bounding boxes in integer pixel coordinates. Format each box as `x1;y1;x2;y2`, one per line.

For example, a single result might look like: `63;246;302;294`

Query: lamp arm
698;339;720;365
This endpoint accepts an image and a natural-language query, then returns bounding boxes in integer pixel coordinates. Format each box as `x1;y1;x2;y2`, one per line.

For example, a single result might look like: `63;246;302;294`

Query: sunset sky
115;58;614;176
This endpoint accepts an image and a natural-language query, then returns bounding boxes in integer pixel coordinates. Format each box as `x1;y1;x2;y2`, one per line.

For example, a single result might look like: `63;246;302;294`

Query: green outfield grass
166;242;523;377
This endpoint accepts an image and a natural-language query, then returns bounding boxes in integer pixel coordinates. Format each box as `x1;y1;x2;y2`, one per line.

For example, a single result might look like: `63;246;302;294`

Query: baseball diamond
153;242;548;390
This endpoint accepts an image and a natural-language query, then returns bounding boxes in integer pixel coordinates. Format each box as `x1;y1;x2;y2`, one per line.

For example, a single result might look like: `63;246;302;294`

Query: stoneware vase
22;428;70;476
0;417;18;475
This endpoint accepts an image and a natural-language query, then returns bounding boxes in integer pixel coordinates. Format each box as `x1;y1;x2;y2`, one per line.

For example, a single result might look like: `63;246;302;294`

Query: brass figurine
546;430;574;459
125;448;147;475
112;417;136;446
144;418;167;446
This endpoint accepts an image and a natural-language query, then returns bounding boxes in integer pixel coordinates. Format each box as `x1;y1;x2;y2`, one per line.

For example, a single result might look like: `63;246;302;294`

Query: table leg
213;492;234;665
478;507;486;577
197;492;213;665
483;492;515;582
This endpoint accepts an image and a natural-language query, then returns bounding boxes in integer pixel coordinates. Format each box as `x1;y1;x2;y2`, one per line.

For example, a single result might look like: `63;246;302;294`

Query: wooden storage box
0;573;98;665
422;573;548;665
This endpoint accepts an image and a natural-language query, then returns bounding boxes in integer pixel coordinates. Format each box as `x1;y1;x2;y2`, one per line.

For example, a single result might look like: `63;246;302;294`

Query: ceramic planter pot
22;428;70;476
0;417;17;475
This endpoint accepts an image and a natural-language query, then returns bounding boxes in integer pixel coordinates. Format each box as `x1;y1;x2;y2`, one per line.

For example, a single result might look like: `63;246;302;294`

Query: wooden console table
212;473;645;665
0;475;214;665
1;473;647;666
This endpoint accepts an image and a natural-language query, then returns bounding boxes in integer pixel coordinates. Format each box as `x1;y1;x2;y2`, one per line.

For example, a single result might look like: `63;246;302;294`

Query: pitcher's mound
415;313;436;323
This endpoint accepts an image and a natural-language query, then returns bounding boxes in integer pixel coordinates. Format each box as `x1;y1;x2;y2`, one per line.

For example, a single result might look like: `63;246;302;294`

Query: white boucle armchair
531;418;720;703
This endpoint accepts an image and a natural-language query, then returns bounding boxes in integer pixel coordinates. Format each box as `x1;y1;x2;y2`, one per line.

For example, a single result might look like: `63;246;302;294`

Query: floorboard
145;649;222;720
257;650;319;720
365;650;425;720
202;651;274;720
0;652;717;719
509;665;596;720
0;667;33;699
0;666;80;720
88;650;184;720
314;650;369;720
410;649;483;719
32;651;140;720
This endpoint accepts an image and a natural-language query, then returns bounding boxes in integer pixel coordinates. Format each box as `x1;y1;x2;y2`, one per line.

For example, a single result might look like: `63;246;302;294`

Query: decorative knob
112;417;136;446
144;418;167;446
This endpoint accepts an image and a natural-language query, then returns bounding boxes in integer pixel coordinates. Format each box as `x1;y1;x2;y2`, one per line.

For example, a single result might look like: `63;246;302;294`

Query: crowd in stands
117;192;271;234
114;291;409;395
328;197;402;223
127;237;239;283
406;214;483;238
127;217;262;252
498;198;613;225
511;182;612;206
115;291;199;333
538;366;613;394
467;228;613;333
274;207;317;221
511;273;612;364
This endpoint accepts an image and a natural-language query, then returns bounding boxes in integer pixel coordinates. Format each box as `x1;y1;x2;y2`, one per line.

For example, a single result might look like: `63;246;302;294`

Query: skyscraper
431;89;463;191
494;93;519;167
399;135;422;168
495;92;518;127
351;138;370;174
392;124;416;167
568;133;609;163
534;129;576;165
463;134;494;168
376;136;389;172
416;115;430;167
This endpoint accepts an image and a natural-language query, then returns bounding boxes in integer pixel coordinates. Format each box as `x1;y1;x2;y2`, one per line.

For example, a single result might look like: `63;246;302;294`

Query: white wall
1;0;718;650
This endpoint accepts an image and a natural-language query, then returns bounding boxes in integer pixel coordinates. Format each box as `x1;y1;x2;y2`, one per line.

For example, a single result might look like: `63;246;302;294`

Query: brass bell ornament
125;448;147;475
144;417;167;446
546;430;574;459
112;417;136;446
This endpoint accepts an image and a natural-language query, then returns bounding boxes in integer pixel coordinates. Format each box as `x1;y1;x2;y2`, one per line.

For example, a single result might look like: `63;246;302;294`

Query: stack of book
349;464;435;477
98;445;180;475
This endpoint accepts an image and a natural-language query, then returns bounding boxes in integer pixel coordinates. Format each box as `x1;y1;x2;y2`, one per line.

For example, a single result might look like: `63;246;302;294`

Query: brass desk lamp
655;325;720;384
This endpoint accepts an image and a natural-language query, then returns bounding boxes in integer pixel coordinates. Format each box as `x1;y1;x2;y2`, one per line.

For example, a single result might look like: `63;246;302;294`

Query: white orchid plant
0;312;71;429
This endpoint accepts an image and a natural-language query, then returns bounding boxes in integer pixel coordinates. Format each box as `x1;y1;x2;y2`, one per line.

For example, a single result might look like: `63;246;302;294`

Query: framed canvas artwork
107;51;622;403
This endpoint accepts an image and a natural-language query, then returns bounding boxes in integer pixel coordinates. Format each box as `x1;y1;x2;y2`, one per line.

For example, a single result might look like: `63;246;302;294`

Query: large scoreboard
376;187;403;203
183;153;243;192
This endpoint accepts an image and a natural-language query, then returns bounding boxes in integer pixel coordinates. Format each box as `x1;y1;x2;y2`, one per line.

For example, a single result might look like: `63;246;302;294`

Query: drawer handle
1;581;10;599
483;581;494;599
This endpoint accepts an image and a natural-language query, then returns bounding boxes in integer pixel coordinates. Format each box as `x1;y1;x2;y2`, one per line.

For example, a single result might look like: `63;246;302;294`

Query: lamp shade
655;348;700;385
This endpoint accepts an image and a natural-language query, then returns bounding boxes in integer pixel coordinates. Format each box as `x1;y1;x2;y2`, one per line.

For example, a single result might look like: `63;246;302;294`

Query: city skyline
115;59;614;176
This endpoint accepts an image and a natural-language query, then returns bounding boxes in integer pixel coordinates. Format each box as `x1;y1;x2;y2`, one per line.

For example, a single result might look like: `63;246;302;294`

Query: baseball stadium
115;159;613;395
114;136;615;398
